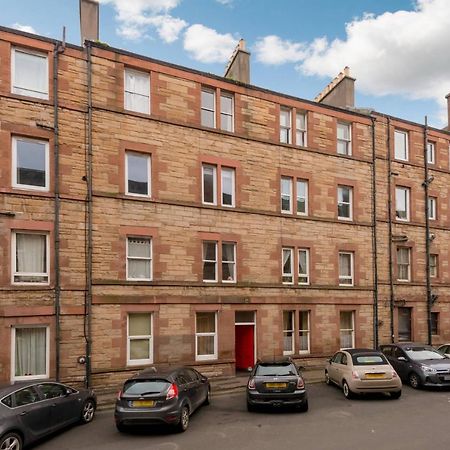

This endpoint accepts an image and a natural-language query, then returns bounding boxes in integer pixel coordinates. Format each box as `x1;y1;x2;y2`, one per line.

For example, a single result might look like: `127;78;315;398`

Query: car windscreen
123;379;170;395
404;348;445;361
255;363;297;376
352;354;388;365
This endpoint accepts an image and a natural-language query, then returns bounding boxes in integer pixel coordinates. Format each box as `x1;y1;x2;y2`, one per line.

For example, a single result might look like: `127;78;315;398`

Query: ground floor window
283;311;295;355
196;312;217;361
340;311;355;349
12;326;49;380
299;311;310;354
431;312;439;336
127;313;153;365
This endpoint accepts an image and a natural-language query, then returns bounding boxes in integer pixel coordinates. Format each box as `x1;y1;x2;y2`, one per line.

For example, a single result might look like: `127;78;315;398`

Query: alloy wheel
409;373;420;389
82;400;95;423
178;406;189;432
0;434;22;450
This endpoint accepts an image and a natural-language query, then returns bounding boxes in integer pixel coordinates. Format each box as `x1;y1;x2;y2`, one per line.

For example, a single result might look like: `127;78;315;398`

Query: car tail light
116;390;122;400
166;383;178;400
352;371;360;380
297;377;305;389
247;378;256;390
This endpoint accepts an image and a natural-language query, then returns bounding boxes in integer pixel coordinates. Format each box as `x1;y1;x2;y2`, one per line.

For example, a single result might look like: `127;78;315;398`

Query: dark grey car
115;367;210;433
0;381;96;450
380;343;450;388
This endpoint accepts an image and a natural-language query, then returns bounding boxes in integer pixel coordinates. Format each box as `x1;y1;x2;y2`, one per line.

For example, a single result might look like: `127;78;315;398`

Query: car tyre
342;381;354;399
297;399;309;412
325;370;331;385
408;372;421;389
176;405;189;433
203;388;211;406
0;432;22;450
80;399;96;424
390;390;402;399
247;401;257;412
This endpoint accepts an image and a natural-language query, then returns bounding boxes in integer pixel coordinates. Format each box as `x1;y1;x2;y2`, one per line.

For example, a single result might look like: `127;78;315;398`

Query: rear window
255;363;297;376
352;354;388;365
123;379;170;395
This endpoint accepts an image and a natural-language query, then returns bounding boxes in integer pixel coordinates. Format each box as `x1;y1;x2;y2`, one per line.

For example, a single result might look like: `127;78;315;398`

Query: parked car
436;344;450;358
246;357;308;412
380;343;450;388
325;348;402;399
0;381;96;450
115;367;210;433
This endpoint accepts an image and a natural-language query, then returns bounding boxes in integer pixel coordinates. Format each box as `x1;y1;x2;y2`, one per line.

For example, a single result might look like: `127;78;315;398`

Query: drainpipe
85;41;94;388
370;117;379;349
53;31;66;381
423;116;432;346
386;117;395;343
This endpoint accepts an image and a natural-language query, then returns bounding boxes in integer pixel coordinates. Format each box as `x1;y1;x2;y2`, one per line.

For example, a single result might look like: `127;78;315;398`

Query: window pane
203;242;216;261
221;95;233;114
222;168;234;206
283;311;293;330
337;123;349;140
14;388;40;406
201;109;215;128
299;250;308;278
197;313;215;333
128;259;151;279
235;311;254;323
14;50;48;97
280;109;290;127
337;141;349;155
203;165;216;203
340;331;353;348
296;113;306;130
297;180;307;214
129;313;151;336
221;114;233;131
130;339;150;360
128;239;151;258
339;253;351;277
281;177;292;211
124;70;150;114
127;153;149;195
16;139;47;187
395;131;407;160
201;90;215;110
15;328;46;377
340;312;353;329
16;233;46;274
197;336;215;355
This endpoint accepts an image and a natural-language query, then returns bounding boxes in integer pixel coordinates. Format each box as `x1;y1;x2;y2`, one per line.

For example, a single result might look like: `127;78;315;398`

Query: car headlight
421;365;436;374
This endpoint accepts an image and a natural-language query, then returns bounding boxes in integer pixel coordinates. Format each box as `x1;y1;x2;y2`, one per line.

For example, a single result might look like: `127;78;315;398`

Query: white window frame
296;112;307;147
339;252;354;286
337;185;353;221
283;311;295;355
428;196;437;220
11;47;49;99
202;241;218;283
220;92;234;132
201;88;216;128
195;312;218;361
282;247;294;285
127;313;153;366
430;254;438;278
280;108;292;144
281;177;293;214
337;122;352;156
299;311;310;354
397;247;411;282
394;130;409;161
296;179;308;216
340;311;355;349
395;186;410;222
12;231;50;285
427;142;435;165
202;164;217;206
124;68;150;114
125;151;151;197
221;167;235;208
221;242;236;283
12;136;49;191
126;237;153;281
11;325;50;381
298;248;310;285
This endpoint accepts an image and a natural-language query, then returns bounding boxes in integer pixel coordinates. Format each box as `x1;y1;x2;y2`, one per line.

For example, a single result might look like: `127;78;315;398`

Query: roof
0;381;40;397
256;356;293;365
343;348;381;355
127;366;186;381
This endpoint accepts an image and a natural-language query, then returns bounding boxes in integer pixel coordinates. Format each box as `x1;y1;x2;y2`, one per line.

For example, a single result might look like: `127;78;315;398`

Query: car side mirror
397;356;407;362
200;376;207;383
65;389;72;396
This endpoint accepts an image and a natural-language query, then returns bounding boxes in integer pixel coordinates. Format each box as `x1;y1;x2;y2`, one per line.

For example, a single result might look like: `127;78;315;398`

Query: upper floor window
426;142;435;165
201;88;216;128
127;237;152;281
431;312;439;335
428;196;437;220
221;167;235;207
12;48;48;99
202;241;236;283
430;254;438;278
127;313;153;365
298;249;310;285
12;137;49;191
296;180;308;215
394;130;408;161
337;123;351;156
397;247;411;281
281;177;293;213
12;232;49;284
283;311;295;355
124;68;150;114
220;92;234;132
282;247;294;284
202;164;235;207
337;185;353;220
339;252;354;286
296;113;307;147
395;186;410;221
280;108;292;144
222;242;236;283
196;312;217;361
125;152;151;197
202;241;217;282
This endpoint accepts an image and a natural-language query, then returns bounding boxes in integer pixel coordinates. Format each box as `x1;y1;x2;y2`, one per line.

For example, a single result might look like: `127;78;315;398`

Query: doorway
235;311;255;371
398;307;412;341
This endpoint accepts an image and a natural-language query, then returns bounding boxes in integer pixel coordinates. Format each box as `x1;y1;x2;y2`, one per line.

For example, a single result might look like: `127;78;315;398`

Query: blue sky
3;0;449;128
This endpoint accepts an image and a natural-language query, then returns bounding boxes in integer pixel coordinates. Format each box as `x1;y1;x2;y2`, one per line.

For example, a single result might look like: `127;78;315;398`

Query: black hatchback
246;358;308;412
0;381;96;450
115;366;211;432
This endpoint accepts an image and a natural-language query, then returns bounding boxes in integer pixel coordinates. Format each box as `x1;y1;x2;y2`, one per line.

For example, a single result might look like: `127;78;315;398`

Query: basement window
12;48;48;99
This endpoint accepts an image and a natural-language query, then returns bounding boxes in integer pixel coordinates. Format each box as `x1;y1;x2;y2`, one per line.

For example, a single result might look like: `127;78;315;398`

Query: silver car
325;348;402;399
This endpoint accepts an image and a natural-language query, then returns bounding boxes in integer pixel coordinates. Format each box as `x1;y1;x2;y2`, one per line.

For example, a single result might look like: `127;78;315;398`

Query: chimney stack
224;39;250;85
80;0;99;45
314;67;355;109
446;93;450;131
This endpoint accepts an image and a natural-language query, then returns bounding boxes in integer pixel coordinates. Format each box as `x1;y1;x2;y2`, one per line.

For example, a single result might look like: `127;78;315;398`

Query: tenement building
1;23;450;388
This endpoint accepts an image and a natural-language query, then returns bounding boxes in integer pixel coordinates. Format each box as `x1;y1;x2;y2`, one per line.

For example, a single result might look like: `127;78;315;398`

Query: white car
437;344;450;358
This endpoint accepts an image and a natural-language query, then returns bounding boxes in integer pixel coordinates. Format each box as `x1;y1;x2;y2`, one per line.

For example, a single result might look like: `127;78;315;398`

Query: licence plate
132;400;155;407
365;373;384;379
265;382;287;388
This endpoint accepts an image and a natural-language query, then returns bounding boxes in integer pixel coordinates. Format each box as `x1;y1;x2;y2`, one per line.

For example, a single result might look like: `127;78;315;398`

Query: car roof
0;380;44;397
126;366;194;382
256;356;293;365
342;348;381;355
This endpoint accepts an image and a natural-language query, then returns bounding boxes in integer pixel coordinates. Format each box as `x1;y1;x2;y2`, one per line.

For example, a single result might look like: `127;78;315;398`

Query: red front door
235;325;254;370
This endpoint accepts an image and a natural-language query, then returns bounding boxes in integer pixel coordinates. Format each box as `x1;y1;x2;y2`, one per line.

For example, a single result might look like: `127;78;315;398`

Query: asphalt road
33;383;450;450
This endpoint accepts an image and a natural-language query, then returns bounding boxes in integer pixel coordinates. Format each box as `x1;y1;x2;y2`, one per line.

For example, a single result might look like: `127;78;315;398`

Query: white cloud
183;24;238;63
99;0;186;42
216;0;233;5
12;23;37;34
253;35;306;65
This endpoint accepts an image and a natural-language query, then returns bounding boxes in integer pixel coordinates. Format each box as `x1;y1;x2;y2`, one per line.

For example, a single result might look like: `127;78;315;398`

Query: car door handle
19;411;28;416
